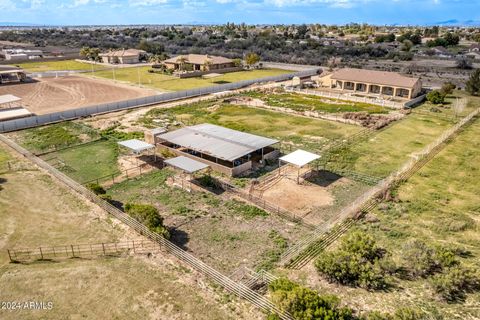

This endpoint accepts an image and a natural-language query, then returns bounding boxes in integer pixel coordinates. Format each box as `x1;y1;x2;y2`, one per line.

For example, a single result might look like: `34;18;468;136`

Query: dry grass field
0;143;262;320
0;76;158;115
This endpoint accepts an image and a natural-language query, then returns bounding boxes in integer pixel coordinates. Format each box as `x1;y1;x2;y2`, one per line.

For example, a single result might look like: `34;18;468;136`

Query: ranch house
100;49;146;64
163;54;236;72
320;68;422;99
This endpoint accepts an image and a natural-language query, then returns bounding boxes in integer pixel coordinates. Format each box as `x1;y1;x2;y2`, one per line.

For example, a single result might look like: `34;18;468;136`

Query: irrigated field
0;76;158;115
16;59;106;72
89;67;291;91
325;92;476;178
0;143;262;320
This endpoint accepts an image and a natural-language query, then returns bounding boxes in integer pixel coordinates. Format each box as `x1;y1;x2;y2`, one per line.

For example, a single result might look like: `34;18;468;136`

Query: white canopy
279;149;320;167
118;139;155;153
0;94;21;105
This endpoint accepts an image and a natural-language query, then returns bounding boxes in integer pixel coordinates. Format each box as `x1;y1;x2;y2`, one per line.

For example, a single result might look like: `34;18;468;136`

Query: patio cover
279;149;320;167
164;156;209;173
118;139;155;154
0;95;21;105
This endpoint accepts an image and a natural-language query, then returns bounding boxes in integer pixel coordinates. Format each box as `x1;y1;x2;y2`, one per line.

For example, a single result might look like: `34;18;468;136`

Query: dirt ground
257;168;350;225
0;76;158;115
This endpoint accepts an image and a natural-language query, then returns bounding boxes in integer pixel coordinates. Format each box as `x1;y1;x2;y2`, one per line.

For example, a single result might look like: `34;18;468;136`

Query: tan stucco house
100;49;146;64
163;54;235;72
317;68;422;99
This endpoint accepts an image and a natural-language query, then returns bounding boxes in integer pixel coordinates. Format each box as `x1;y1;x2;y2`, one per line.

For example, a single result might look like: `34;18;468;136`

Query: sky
0;0;479;26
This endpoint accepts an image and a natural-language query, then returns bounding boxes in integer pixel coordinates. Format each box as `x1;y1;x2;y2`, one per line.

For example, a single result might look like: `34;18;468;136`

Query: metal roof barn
158;124;279;162
164;156;209;173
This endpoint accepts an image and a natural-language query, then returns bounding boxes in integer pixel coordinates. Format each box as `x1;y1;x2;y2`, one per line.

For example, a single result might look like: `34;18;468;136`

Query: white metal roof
158;124;278;162
279;149;321;167
117;139;155;153
0;95;21;105
164;156;209;173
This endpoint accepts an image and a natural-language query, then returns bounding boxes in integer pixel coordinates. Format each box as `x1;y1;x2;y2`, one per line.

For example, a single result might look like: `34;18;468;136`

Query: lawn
0;144;260;320
106;169;308;273
9;121;100;154
41;140;121;184
244;90;389;114
324;92;478;178
140;101;361;151
89;67;291;91
15;59;105;72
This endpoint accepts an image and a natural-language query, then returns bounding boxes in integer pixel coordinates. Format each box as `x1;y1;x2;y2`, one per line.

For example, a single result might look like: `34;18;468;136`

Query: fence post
39;247;44;260
7;249;12;262
70;245;75;258
102;243;106;255
132;240;136;253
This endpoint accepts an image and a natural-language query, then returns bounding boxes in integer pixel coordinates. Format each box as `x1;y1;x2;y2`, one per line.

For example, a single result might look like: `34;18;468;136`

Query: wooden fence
0;134;293;320
8;240;160;262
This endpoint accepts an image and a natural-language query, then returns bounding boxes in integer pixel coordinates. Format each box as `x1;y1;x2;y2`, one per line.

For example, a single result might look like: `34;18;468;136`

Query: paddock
0;76;158;115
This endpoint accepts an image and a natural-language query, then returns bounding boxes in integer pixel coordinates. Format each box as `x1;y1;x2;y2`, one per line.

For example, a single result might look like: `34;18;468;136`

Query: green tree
426;90;446;105
245;52;260;68
466;69;480;96
440;82;456;96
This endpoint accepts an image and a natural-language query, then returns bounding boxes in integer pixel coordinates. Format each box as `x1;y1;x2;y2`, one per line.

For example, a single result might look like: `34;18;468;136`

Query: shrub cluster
315;232;392;290
125;203;170;239
267;278;357;320
430;266;480;302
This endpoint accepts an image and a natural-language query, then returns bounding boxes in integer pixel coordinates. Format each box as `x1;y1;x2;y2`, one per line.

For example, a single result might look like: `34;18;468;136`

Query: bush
124;203;170;238
440;82;456;96
466;69;480;96
268;278;358;320
402;240;458;278
86;183;106;195
430;267;480;302
315;232;391;290
426;90;445;104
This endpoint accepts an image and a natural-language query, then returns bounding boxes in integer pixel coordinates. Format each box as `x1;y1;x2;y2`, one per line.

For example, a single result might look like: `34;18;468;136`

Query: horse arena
0;76;158;115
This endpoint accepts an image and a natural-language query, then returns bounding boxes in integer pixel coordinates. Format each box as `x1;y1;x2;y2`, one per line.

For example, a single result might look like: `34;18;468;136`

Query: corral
0;76;158;114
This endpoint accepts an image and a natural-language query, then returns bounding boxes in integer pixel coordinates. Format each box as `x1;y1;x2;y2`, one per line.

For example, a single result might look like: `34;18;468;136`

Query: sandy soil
0;76;158;115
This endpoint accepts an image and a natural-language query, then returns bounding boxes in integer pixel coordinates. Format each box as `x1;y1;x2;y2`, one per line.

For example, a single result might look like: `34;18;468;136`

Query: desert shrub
402;240;458;277
440;82;456;96
86;182;106;195
426;90;445;104
430;267;480;302
315;232;391;290
124;203;170;238
267;278;357;320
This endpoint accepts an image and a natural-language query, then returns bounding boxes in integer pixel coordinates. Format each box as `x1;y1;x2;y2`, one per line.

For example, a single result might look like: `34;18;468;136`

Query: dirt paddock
0;76;158;115
260;169;350;225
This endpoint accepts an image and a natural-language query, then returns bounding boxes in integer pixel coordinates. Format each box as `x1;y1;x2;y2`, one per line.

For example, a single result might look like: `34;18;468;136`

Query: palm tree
176;56;187;71
203;58;212;71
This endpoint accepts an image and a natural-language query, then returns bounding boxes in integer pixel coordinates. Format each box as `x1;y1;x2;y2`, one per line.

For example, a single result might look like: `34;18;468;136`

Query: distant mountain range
0;22;42;27
432;19;480;26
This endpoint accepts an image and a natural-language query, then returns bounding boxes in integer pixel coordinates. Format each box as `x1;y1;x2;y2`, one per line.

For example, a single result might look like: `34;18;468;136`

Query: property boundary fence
280;106;480;269
7;239;160;262
0;69;319;133
0;134;293;320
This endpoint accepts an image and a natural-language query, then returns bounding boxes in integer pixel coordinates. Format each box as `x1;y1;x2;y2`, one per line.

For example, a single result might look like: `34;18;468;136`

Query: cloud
0;0;15;10
72;0;108;7
128;0;168;6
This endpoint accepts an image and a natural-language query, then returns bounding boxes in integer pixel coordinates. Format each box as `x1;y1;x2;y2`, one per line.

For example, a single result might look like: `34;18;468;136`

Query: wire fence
0;69;319;133
7;239;160;262
0;134;293;320
280;106;480;268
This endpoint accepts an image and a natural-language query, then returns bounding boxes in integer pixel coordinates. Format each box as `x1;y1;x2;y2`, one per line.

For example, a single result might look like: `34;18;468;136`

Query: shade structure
158;123;278;162
202;73;222;79
0;94;21;105
164;156;209;174
118;139;155;154
279;149;320;167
